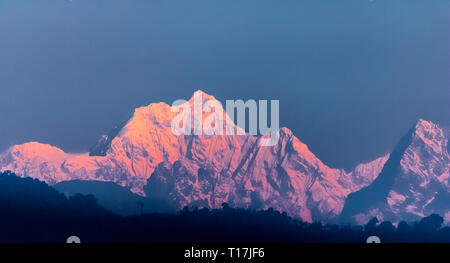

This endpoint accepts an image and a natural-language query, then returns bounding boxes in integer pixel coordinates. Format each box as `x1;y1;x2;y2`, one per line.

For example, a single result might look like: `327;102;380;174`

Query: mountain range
0;91;448;224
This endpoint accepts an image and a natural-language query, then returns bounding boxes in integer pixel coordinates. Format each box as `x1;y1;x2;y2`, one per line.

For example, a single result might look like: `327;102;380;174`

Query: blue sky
0;0;448;170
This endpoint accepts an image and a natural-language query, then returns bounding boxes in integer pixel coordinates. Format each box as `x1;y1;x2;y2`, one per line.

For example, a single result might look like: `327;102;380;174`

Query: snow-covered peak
410;119;447;156
188;90;218;103
7;142;67;161
342;119;450;225
0;142;71;184
3;92;439;223
121;90;220;135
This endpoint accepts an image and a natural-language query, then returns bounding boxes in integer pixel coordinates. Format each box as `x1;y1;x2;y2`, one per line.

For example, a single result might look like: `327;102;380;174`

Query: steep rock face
0;90;387;221
341;119;450;225
144;126;385;222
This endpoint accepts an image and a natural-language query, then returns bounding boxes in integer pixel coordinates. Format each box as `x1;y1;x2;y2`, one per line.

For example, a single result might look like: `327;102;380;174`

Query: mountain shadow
340;126;414;223
89;120;128;156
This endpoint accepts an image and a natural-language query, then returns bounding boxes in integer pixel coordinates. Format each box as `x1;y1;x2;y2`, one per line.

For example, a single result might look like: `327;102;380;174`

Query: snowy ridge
0;91;413;222
341;119;450;225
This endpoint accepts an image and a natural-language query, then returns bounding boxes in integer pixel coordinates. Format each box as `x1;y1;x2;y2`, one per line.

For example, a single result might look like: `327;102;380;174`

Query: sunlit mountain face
0;1;448;247
0;91;448;224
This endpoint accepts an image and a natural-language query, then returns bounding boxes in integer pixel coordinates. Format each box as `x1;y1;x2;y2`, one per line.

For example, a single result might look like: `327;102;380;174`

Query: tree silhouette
364;217;379;235
0;171;449;243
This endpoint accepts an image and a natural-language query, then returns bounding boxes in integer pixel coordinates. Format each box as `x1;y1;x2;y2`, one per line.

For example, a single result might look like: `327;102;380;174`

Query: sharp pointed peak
415;118;436;128
193;89;214;97
412;118;444;137
189;90;217;102
279;127;294;137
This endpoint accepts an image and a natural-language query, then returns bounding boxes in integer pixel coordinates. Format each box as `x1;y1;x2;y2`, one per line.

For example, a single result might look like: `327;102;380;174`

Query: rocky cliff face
145;127;374;222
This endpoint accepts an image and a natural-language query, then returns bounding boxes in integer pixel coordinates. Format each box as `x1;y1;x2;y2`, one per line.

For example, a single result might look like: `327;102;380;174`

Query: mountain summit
0;91;423;222
341;119;450;224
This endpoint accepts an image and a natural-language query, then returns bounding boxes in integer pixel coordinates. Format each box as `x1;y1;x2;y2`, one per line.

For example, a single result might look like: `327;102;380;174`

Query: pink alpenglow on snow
170;90;280;146
4;91;443;223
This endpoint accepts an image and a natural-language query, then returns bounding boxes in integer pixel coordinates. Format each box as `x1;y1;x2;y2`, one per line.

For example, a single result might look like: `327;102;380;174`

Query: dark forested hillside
0;171;449;243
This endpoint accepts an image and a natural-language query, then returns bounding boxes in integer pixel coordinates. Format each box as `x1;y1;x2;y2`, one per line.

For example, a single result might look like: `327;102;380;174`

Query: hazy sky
0;0;448;170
